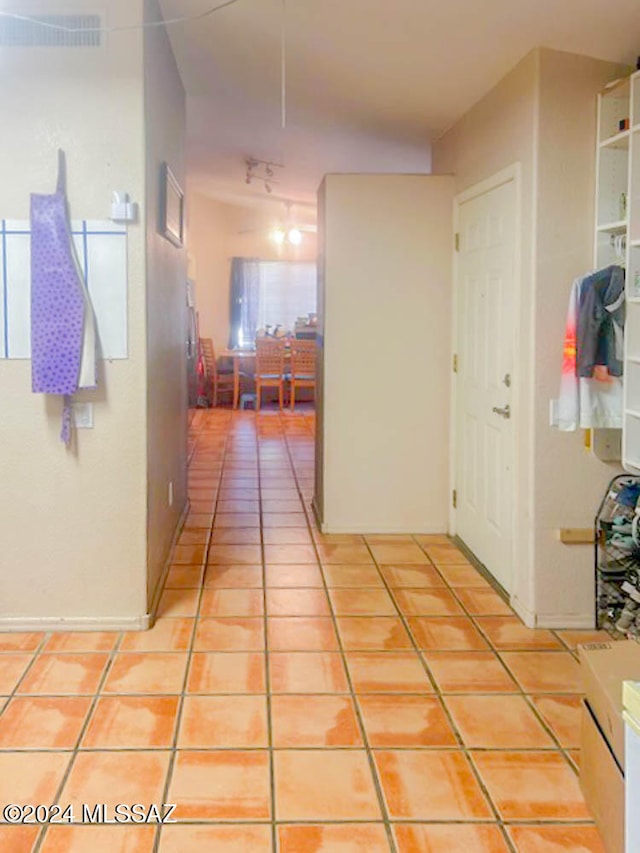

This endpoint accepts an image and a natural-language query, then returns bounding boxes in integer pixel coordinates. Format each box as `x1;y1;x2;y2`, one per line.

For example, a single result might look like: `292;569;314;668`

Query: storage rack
595;474;640;637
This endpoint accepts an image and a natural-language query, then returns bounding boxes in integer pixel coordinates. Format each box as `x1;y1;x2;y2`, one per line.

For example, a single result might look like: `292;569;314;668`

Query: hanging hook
609;232;626;261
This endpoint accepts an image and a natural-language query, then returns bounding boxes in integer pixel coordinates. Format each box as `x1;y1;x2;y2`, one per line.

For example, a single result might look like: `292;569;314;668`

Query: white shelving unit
594;71;640;469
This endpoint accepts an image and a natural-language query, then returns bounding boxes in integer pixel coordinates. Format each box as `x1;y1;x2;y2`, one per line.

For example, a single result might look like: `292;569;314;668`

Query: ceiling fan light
272;227;286;244
288;228;302;245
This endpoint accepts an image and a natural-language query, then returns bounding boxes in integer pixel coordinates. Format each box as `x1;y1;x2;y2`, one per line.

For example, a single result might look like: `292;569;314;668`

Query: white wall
434;48;628;627
434;51;539;618
532;50;626;624
0;0;189;629
0;0;148;627
188;193;231;350
316;174;453;533
144;0;188;607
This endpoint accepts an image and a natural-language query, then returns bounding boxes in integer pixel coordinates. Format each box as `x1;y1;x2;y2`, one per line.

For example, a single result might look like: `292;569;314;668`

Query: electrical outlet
168;481;174;507
71;402;94;428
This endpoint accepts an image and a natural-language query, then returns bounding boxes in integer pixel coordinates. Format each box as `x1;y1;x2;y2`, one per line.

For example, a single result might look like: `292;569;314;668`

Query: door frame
449;163;523;599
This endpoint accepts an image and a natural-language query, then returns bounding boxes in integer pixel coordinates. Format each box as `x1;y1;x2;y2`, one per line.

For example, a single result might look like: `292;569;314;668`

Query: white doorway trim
449;163;523;605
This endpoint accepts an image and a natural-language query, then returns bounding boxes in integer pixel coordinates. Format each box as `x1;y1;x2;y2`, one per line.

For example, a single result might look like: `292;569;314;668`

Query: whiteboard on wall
0;219;128;360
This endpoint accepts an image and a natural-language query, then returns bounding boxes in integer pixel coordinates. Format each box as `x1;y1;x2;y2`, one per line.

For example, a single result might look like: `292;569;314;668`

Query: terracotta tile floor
0;408;608;852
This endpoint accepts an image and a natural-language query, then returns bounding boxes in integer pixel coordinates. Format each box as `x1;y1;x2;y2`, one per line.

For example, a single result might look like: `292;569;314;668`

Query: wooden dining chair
289;339;316;411
255;338;286;411
200;337;234;407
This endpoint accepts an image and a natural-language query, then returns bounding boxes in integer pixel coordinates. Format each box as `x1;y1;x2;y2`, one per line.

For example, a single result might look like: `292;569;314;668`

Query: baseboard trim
311;497;322;531
146;498;191;629
0;614;152;633
452;535;518;613
510;594;536;628
497;594;594;630
319;523;449;535
535;612;597;630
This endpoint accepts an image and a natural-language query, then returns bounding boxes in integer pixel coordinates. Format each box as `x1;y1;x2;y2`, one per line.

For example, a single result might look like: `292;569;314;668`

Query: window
231;258;316;348
256;261;317;334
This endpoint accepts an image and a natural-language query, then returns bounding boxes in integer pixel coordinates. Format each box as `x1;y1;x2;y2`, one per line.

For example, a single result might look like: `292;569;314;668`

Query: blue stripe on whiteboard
82;220;89;288
0;221;128;361
3;229;126;237
2;220;8;358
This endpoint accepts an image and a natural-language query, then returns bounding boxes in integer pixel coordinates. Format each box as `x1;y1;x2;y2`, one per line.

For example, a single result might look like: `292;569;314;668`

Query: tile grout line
1;410;598;846
17;815;609;826
461;609;585;774
250;409;287;853
425;548;589;783
396;543;586;779
0;743;584;753
359;539;518;853
255;414;279;852
280;414;399;853
293;443;576;844
0;630;53;725
409;543;590;815
157;566;585;762
32;630;126;851
151;415;223;853
151;412;210;853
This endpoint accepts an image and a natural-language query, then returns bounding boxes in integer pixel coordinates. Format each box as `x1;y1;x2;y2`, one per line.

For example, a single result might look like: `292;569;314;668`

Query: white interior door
455;177;516;592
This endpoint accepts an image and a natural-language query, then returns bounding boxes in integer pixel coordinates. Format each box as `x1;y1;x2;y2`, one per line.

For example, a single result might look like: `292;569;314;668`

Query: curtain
228;257;260;348
256;262;317;332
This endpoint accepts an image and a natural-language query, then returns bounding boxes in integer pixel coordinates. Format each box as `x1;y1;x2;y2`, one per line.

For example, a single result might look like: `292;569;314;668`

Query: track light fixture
245;157;283;194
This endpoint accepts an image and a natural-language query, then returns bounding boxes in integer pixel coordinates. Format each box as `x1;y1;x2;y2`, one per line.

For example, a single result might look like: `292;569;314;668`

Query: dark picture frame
159;162;184;247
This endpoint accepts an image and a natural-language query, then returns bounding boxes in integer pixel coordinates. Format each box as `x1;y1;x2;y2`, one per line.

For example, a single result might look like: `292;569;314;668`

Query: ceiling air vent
0;14;102;48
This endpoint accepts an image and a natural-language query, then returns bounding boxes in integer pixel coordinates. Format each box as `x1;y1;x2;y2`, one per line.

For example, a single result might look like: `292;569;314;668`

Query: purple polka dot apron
30;151;97;445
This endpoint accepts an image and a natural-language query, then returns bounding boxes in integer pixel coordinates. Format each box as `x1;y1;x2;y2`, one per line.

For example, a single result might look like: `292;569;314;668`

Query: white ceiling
161;0;639;214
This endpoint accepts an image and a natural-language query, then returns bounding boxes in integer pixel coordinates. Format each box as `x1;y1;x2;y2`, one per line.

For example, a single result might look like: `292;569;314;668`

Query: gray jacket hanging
577;264;625;378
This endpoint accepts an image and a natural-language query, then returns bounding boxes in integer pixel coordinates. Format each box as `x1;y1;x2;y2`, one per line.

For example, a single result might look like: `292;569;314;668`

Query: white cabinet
595;71;640;470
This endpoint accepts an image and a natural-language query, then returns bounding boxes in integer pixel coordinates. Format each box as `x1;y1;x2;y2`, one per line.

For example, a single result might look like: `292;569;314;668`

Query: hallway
0;408;607;852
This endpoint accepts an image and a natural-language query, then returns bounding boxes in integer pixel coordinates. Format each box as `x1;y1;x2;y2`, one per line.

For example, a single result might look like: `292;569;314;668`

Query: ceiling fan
237;200;317;245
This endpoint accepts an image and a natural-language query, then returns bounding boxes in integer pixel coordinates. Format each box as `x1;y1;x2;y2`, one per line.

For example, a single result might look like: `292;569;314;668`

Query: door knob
492;404;511;419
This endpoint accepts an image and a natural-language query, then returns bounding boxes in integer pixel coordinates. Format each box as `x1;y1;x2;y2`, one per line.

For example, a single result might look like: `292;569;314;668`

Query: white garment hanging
557;275;623;431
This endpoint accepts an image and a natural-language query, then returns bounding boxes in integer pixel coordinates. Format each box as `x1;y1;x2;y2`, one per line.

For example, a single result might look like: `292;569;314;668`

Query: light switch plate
71;402;94;429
